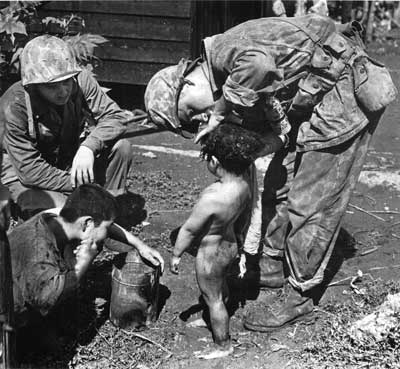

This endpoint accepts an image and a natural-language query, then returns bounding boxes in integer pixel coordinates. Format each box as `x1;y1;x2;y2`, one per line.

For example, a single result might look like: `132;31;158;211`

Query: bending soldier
144;14;397;331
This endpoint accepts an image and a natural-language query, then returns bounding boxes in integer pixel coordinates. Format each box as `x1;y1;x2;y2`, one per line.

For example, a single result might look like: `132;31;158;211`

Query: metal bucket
109;250;160;329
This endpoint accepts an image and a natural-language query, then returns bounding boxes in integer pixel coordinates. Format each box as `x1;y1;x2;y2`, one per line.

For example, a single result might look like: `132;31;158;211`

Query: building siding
39;0;193;85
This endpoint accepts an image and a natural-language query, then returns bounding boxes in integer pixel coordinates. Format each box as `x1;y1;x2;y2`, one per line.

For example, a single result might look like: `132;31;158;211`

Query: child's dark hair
60;184;118;225
200;123;264;175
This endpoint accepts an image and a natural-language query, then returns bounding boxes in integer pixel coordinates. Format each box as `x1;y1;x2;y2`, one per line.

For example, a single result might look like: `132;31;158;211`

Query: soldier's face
92;220;113;245
178;83;214;127
36;78;74;106
79;218;113;248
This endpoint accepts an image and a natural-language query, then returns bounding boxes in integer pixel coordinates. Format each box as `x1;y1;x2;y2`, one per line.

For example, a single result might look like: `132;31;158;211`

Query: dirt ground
18;42;400;369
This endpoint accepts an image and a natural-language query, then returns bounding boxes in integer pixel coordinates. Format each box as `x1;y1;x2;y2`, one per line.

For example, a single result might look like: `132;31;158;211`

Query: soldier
8;184;163;353
0;35;133;218
144;14;397;331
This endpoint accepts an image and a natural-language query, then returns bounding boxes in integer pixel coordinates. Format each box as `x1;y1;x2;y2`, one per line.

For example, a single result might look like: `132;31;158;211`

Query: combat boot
258;253;285;289
243;283;314;332
243;252;285;289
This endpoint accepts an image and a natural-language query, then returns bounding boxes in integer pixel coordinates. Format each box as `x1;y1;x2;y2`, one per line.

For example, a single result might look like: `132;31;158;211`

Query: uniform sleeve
222;50;283;108
21;225;78;316
2;94;73;191
78;70;128;155
27;266;78;316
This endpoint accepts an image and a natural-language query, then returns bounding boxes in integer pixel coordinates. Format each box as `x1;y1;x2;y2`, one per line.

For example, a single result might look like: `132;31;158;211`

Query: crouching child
169;123;263;359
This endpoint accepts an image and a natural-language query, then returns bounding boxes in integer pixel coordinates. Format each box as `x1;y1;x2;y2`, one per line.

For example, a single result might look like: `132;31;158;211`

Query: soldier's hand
194;113;222;144
74;237;99;280
75;221;99;264
71;146;95;188
138;244;165;273
75;239;98;260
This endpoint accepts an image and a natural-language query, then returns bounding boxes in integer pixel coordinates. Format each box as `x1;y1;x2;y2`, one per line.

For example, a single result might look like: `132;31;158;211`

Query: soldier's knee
113;139;132;161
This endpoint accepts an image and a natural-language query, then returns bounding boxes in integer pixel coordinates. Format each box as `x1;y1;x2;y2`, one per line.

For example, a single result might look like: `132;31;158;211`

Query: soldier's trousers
2;138;132;216
246;117;379;292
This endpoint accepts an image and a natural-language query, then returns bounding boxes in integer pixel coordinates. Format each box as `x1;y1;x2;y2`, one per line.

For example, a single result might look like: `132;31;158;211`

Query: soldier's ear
76;216;93;232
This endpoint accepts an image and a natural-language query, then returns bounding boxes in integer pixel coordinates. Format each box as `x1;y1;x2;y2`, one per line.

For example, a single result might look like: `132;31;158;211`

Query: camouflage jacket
0;69;128;192
202;14;369;150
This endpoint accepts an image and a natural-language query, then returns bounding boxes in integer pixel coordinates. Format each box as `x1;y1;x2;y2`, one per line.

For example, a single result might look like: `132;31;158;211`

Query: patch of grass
290;279;400;368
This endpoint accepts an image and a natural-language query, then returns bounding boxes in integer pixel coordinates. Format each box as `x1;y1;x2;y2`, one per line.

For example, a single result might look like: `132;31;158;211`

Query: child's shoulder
201;181;223;197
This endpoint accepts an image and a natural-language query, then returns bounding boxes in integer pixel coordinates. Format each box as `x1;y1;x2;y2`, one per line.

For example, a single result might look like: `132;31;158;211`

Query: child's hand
170;255;181;274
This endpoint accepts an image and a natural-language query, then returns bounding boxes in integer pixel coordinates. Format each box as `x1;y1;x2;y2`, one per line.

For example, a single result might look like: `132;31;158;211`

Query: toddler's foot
186;317;207;328
194;344;233;359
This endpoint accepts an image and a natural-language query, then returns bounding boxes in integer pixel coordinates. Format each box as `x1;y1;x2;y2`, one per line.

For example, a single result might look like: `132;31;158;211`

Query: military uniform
0;36;132;215
145;14;397;329
197;14;394;291
8;212;78;325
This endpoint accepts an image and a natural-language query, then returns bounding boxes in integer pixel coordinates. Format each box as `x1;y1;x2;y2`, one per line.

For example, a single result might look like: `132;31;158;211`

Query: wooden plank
93;61;171;85
95;39;189;64
40;11;191;41
41;1;191;18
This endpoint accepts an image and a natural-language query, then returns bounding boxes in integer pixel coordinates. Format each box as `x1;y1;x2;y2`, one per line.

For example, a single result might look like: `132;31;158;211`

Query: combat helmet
144;58;201;138
20;35;82;86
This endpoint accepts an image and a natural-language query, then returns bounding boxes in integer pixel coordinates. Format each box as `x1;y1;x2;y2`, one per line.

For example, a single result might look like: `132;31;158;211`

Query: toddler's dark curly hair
200;123;264;175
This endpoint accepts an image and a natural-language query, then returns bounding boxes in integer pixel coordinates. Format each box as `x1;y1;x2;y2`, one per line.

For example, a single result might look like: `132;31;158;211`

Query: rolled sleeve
224;50;283;108
223;76;259;107
78;70;128;155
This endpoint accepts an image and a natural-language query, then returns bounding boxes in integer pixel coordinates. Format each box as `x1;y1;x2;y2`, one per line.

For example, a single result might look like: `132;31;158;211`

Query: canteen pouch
290;74;324;113
353;56;398;112
290;33;352;114
319;32;354;82
323;32;347;57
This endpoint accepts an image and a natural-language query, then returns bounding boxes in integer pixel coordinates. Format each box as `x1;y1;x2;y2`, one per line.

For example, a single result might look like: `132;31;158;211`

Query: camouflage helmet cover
20;35;82;86
145;58;200;137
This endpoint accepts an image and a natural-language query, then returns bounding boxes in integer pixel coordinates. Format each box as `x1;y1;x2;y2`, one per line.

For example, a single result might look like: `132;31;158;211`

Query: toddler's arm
170;193;215;274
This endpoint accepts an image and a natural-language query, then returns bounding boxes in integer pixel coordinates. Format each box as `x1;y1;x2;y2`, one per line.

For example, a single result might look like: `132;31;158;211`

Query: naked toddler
170;123;264;359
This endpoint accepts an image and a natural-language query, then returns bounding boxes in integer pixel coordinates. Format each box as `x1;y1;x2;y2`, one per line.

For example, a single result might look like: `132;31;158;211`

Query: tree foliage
0;1;108;92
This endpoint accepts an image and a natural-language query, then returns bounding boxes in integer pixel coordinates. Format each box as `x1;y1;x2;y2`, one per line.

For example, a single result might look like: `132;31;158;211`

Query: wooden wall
191;1;270;57
38;1;289;87
39;1;193;85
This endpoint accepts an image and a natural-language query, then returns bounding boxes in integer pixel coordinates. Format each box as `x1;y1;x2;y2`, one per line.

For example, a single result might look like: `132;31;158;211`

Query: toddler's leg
194;254;233;359
202;287;229;346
